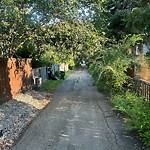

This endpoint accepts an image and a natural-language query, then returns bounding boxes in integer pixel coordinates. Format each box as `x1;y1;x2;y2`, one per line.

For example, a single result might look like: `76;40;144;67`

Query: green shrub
112;92;150;148
88;63;100;81
89;49;133;93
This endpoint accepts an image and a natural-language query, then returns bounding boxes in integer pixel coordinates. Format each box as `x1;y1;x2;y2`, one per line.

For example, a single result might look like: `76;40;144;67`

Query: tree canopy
0;0;150;65
1;0;150;147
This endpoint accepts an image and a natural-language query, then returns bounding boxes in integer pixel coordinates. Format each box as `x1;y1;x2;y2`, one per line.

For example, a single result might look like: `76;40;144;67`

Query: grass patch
42;69;74;92
42;80;63;92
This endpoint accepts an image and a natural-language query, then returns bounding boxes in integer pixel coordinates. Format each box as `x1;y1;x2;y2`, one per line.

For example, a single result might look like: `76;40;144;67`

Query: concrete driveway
12;70;146;150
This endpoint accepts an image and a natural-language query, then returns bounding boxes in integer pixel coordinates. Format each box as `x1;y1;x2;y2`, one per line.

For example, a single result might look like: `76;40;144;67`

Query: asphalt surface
12;70;146;150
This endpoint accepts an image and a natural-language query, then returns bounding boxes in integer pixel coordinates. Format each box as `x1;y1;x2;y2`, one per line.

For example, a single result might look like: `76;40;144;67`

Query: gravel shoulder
0;91;52;150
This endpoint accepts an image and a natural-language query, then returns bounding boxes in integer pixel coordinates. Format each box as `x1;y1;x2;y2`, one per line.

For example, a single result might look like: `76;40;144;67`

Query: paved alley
12;70;146;150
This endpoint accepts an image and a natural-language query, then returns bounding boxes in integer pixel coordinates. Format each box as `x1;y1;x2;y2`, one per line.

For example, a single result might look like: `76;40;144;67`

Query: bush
89;48;133;93
88;63;100;81
112;92;150;148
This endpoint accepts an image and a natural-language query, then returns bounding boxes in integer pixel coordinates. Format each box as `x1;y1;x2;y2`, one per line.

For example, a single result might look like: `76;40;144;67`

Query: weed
112;91;150;148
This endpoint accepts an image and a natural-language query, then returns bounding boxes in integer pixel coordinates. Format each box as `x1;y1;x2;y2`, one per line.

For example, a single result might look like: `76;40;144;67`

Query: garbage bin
60;71;65;79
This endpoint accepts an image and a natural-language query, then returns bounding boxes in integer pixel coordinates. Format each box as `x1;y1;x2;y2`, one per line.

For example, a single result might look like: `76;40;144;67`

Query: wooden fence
0;58;33;104
134;78;150;103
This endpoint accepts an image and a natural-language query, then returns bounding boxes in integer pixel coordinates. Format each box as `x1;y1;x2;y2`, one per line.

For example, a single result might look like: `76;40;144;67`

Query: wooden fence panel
0;59;12;103
0;58;33;104
134;78;150;103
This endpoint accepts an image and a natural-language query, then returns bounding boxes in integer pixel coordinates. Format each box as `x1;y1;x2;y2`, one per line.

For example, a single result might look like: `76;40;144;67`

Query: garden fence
134;78;150;104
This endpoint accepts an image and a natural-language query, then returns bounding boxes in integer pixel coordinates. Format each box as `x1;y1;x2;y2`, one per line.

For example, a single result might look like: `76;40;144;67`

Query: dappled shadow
0;58;12;104
0;58;33;104
13;58;33;93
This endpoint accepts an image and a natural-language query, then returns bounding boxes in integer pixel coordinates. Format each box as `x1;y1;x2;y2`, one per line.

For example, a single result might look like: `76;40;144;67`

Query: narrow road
12;70;146;150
